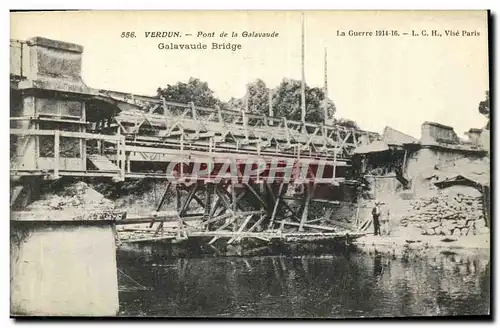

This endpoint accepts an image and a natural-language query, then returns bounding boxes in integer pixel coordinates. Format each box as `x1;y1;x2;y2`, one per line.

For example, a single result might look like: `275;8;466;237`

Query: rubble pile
400;187;488;237
27;181;115;211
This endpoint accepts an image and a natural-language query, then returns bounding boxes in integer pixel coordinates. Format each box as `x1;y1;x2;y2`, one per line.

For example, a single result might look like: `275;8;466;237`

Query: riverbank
354;233;490;259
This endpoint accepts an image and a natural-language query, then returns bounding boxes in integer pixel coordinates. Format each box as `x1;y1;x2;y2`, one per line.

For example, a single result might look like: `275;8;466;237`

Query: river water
117;249;490;318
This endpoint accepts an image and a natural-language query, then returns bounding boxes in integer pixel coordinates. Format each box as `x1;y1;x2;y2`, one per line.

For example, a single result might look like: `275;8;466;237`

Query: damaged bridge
10;36;378;242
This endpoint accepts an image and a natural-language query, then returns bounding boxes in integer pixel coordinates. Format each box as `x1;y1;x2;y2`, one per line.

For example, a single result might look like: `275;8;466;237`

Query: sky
10;10;489;138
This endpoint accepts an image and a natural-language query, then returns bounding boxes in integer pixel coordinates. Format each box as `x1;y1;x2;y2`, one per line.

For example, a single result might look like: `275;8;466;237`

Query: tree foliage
478;91;490;129
157;77;221;108
156;77;361;128
223;79;271;114
334;118;359;129
225;78;337;124
478;91;490;116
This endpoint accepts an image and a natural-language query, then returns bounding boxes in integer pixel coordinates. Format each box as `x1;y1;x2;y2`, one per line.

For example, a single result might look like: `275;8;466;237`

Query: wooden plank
280;200;302;222
207;216;237;245
326;218;356;231
204;211;233;225
179;184;198;216
191;193;206;209
88;155;120;171
10;116;88;125
117;216;202;225
247;214;266;233
149;182;172;228
298;186;311;232
244;183;267;209
119;136;126;179
123;236;176;243
278;221;337;232
122;139;351;163
216;185;232;210
10;129;123;141
228;214;253;244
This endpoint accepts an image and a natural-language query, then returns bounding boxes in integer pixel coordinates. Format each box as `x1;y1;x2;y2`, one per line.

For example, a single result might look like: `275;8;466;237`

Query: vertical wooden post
352;128;357;146
54;130;60;179
231;184;237;213
120;136;126;180
332;148;338;183
176;184;181;213
126;152;131;173
216;105;223;123
190;102;197;120
161;96;168;120
34;124;39;169
242;111;249;142
203;183;213;220
81;101;87;171
323;47;328;125
300;12;306;125
268;182;285;229
268;89;273;126
298;184;311;232
402;148;408;174
180;128;184;179
355;203;360;229
231;184;237;232
322;126;327;149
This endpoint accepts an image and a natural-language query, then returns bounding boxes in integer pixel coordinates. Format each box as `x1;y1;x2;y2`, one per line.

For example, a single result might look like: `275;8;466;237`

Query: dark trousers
373;215;381;236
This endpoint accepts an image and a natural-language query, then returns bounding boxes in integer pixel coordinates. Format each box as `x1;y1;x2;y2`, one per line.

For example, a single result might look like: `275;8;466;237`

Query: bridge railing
10;129;126;179
102;91;379;160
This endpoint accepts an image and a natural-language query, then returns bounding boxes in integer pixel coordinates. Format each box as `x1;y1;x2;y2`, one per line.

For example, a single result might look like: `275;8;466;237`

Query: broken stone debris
26;181;115;211
400;186;488;237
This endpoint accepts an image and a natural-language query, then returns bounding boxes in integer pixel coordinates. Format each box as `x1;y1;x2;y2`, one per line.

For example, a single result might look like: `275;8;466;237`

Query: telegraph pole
300;12;306;125
323;46;328;125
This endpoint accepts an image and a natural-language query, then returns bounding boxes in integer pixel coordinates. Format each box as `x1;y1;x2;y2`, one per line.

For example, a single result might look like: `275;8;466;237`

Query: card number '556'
121;32;136;38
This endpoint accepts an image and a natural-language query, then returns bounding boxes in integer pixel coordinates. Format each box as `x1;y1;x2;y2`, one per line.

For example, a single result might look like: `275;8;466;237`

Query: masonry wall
405;147;482;197
11;222;119;316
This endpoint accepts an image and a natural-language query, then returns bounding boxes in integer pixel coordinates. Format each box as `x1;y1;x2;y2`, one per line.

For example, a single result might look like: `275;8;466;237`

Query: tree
271;78;336;123
246;79;270;114
478;91;490;129
224;78;337;124
223;97;244;112
157;77;221;108
223;79;271;114
156;77;362;129
335;118;359;129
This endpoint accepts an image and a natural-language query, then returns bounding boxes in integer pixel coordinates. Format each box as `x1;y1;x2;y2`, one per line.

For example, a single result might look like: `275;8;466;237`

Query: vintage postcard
10;10;490;318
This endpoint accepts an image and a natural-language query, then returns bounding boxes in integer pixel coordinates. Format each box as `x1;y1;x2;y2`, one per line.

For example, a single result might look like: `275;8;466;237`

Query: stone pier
10;211;122;316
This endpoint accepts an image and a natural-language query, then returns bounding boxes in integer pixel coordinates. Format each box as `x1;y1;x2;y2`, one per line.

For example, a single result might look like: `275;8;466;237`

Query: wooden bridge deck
10;91;378;182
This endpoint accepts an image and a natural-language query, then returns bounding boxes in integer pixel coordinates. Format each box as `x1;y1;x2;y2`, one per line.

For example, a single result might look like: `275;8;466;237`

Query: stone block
477;227;490;235
474;219;486;229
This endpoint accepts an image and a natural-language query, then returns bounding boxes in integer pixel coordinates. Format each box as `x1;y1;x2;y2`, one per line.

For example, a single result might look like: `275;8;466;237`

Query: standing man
372;201;381;236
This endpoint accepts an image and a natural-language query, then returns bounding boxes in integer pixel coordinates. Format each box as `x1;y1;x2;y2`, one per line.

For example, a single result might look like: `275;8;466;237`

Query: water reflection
117;250;490;318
